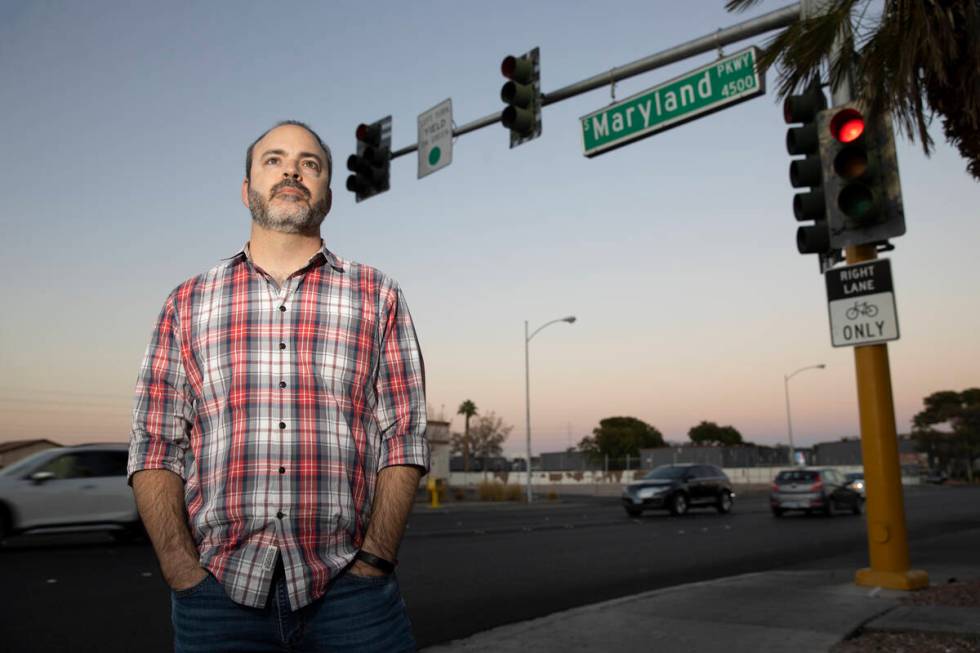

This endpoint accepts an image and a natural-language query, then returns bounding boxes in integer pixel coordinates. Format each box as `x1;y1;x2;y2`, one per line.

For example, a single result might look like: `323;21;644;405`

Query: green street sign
580;47;765;157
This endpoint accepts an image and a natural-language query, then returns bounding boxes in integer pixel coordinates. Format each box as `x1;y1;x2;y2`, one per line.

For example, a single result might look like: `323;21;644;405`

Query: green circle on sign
428;146;442;166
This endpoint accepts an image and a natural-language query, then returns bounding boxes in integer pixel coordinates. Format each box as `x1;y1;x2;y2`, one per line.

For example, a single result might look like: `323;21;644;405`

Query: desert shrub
478;482;525;501
505;484;525;502
478;481;505;501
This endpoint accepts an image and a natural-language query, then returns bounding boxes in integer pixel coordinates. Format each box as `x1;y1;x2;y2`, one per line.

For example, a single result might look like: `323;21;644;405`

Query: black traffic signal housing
784;82;830;256
346;116;392;202
818;102;905;249
500;47;541;148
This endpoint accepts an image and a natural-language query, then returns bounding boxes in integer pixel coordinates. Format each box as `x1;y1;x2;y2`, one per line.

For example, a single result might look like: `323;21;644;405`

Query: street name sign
580;47;765;157
825;259;899;348
418;98;453;179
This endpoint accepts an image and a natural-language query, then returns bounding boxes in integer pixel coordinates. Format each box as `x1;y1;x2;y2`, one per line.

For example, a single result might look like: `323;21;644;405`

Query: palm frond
725;0;980;179
858;0;980;176
725;0;764;11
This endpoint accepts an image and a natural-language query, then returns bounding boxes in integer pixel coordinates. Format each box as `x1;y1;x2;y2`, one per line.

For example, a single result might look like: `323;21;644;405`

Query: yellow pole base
427;478;440;508
855;567;929;591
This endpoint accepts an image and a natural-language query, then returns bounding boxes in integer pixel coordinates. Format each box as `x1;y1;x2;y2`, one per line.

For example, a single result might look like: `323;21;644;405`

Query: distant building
425;420;451;480
528;435;926;474
536;445;800;471
540;450;596;471
0;439;61;468
812;435;922;467
640;445;802;469
449;456;513;472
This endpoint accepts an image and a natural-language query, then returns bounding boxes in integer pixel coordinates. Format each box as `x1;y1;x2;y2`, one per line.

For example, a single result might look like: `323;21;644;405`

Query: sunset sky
1;0;977;458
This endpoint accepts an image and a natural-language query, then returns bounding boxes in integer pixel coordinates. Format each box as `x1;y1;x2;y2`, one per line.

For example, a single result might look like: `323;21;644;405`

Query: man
128;121;429;652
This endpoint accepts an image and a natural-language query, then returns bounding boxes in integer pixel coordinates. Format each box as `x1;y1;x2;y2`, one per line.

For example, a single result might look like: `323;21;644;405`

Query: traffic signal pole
847;245;928;590
819;0;928;589
385;3;801;160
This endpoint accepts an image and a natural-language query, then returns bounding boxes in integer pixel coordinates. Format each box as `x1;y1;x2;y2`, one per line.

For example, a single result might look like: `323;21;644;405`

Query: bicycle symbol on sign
845;301;878;320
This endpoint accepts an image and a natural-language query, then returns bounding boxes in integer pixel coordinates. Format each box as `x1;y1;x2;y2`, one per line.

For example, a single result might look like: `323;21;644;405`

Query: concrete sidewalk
424;529;980;652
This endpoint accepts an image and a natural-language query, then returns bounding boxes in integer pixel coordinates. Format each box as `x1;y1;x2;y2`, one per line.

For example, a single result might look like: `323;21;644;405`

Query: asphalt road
0;485;976;651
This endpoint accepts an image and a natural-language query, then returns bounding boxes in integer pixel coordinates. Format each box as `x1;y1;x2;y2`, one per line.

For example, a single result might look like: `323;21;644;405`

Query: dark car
844;472;866;499
770;468;862;517
622;463;735;517
925;469;947;484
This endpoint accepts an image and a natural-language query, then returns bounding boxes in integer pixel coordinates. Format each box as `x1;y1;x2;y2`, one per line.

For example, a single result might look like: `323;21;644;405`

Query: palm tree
457;400;478;472
727;0;980;179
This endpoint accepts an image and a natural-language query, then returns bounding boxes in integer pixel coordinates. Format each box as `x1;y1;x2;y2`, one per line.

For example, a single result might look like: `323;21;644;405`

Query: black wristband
355;550;396;574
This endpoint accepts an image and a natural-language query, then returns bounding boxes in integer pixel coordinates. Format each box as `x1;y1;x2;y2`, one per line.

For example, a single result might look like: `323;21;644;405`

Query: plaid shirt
127;244;428;609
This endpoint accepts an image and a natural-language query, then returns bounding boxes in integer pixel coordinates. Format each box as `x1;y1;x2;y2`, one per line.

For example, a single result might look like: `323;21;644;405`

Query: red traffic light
355;123;381;146
500;54;533;83
501;55;517;78
830;109;865;143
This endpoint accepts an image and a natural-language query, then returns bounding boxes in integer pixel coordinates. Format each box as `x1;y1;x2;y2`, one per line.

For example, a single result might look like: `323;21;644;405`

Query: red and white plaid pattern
128;244;429;609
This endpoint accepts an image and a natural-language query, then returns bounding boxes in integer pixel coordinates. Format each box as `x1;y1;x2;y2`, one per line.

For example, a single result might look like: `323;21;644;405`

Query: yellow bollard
427;476;440;508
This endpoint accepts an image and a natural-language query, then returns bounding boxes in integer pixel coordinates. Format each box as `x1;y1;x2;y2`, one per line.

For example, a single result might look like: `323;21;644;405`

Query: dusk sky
1;0;977;458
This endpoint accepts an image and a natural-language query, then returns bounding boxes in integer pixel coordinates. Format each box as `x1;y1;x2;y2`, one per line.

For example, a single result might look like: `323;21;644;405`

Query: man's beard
248;182;329;234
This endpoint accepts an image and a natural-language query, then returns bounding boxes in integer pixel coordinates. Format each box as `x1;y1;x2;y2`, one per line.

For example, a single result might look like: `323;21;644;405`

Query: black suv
621;464;735;517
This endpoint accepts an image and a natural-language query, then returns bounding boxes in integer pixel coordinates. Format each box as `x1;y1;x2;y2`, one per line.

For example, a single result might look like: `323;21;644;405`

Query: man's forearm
131;469;204;589
362;465;423;561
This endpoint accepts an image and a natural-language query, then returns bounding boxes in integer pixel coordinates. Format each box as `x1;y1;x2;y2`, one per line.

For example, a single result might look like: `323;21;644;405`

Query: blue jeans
171;565;416;652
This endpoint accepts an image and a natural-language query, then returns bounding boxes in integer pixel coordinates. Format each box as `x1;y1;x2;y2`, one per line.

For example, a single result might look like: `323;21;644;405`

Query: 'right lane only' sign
825;259;899;348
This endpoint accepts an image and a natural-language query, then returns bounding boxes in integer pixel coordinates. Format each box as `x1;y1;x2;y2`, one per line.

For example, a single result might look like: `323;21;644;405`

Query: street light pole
524;321;531;501
524;315;576;503
783;364;826;465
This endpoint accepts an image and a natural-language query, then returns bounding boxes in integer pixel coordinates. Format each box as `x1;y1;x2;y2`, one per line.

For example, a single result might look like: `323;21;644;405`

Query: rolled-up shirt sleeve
375;282;429;473
127;291;196;484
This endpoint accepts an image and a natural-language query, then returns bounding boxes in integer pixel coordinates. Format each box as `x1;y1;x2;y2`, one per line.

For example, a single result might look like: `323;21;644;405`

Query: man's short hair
245;120;333;188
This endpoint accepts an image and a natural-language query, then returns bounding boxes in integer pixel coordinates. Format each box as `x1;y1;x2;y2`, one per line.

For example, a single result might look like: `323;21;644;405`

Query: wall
446;464;921;488
425;420;451;482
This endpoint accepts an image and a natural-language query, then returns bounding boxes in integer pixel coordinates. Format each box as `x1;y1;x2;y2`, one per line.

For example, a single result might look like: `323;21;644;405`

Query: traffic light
346;116;392;202
784;82;829;255
500;47;541;148
818;102;905;248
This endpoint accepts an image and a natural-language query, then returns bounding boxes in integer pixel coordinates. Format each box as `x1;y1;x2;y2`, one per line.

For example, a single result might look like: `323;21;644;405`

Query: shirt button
279;305;286;312
279;422;286;430
279;343;286;350
279;466;286;474
276;511;284;519
279;381;287;389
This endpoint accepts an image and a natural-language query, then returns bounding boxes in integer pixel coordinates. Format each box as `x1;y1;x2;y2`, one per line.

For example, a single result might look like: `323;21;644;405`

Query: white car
0;443;141;542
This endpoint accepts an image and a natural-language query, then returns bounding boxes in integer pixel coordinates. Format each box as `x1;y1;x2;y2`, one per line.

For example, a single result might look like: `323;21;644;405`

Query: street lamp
525;315;576;503
784;364;826;465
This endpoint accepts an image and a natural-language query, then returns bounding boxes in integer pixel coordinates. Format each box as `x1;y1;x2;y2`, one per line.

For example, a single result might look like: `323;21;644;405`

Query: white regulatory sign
417;98;453;179
825;259;899;348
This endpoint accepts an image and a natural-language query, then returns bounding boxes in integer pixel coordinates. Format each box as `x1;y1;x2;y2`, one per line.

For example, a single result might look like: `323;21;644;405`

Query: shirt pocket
306;315;377;400
190;319;258;433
